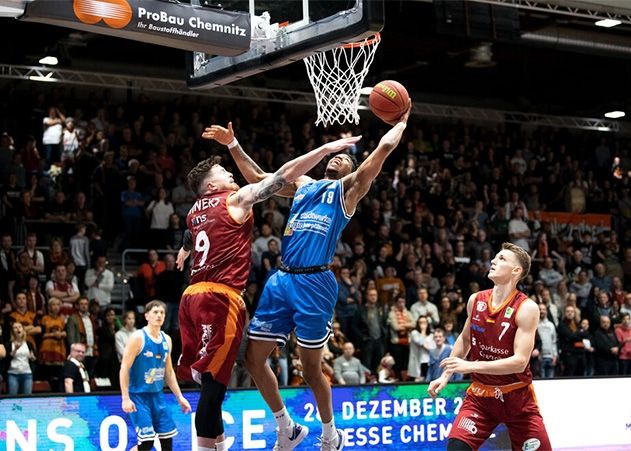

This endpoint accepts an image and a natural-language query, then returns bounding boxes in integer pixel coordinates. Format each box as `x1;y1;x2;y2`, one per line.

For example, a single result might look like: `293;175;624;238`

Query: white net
304;33;381;126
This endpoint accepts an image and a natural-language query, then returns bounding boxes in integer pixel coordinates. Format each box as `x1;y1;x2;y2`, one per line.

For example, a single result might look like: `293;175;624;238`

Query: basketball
368;80;410;123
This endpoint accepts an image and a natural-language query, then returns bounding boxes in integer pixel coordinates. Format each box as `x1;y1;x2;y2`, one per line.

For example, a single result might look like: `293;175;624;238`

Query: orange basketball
368;80;410;123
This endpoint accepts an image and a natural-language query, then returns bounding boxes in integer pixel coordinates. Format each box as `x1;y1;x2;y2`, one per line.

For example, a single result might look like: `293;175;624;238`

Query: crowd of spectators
1;84;631;395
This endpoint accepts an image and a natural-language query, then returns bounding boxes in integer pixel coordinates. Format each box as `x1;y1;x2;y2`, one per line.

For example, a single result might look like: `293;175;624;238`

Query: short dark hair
187;156;222;195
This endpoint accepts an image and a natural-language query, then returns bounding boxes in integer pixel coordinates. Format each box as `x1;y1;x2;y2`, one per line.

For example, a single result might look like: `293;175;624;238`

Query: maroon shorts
177;281;246;386
449;384;552;451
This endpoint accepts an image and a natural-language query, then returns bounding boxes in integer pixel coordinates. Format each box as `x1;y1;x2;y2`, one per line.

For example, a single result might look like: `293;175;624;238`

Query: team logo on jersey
457;417;478;435
476;301;487;312
522;438;541;450
143;351;154;358
504;307;514;318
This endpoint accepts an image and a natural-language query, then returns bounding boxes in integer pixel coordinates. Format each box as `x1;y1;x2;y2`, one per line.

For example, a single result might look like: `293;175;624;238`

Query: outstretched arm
202;122;309;197
342;101;411;213
228;136;361;221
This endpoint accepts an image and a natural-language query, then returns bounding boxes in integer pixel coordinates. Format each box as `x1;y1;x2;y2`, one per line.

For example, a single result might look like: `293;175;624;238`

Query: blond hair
501;242;531;281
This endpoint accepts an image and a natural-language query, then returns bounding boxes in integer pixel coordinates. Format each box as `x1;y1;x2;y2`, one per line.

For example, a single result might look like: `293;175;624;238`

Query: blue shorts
129;392;177;443
249;270;337;348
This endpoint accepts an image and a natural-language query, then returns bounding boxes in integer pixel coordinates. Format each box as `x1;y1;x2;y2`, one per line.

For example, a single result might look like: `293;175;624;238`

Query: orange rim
341;32;381;49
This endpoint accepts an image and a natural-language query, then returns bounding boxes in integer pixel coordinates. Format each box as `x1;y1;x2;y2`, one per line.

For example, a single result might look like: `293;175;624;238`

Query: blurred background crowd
0;85;630;395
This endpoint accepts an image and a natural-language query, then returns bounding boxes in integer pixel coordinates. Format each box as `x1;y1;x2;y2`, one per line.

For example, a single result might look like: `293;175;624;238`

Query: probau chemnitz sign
21;0;251;56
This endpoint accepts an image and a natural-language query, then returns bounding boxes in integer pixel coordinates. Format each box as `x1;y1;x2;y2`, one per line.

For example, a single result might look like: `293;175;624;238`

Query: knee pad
447;438;473;451
195;373;228;439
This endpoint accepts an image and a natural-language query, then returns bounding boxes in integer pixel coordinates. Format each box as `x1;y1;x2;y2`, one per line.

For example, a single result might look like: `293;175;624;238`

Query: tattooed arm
227;135;361;222
203;122;310;197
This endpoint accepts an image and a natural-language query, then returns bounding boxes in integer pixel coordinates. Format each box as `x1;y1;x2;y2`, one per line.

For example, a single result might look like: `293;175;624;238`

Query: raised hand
320;136;362;155
202;122;235;146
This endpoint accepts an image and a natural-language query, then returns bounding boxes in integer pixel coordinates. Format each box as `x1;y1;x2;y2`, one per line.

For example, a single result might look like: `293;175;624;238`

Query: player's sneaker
319;429;345;450
273;423;309;450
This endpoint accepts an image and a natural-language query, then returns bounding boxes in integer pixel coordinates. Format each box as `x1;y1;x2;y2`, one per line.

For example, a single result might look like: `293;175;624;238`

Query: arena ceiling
1;0;631;121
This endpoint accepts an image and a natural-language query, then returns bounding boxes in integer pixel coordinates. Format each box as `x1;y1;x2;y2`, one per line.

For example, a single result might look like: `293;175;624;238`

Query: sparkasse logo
73;0;133;29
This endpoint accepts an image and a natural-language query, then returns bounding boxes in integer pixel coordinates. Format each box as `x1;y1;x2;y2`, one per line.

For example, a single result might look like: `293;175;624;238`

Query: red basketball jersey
468;289;533;386
186;190;254;290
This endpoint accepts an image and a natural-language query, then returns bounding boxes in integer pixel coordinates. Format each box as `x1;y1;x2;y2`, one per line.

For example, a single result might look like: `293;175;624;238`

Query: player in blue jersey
120;300;191;450
203;102;410;450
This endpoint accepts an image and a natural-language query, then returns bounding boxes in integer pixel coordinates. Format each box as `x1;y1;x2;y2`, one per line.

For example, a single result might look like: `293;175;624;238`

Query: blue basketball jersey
282;179;352;267
129;328;170;394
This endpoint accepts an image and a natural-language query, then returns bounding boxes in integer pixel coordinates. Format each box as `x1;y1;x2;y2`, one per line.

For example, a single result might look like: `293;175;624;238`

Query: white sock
216;441;228;451
322;419;336;440
197;446;214;451
273;406;294;431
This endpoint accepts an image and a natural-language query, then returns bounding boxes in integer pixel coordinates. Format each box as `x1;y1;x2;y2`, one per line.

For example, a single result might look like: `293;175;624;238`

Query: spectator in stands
47;238;71;275
42;107;64;165
388;295;414;378
95;307;120;389
333;342;365;385
46;263;80;317
70;191;93;223
25;274;46;315
61;117;80;164
558;305;587;377
591;263;613;293
352;288;387;374
621;292;631;317
377;354;397;383
171;176;197;222
115;310;136;362
65;296;98;377
63;342;90;393
165;213;184;250
136;249;165;303
119;175;145;251
85;255;115;308
570;270;593;309
21;232;45;273
376;265;406;306
155;253;184;333
0;232;17;310
145;187;174;249
38;297;67;392
426;328;454;382
6;321;36;395
508;207;531;252
70;223;90;290
335;266;360;337
408;315;434;382
45;191;71;222
538;257;565;294
260;239;280;283
593;315;620;375
410;287;440;326
251;223;281;272
13;251;37;298
537;303;558;378
615;312;631;375
7;291;41;350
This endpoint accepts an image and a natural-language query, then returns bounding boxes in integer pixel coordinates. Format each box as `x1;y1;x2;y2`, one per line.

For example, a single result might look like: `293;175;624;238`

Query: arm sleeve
183;229;193;252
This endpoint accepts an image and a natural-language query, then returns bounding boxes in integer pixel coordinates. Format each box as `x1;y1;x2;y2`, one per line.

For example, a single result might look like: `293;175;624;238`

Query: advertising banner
1;379;630;450
21;0;250;56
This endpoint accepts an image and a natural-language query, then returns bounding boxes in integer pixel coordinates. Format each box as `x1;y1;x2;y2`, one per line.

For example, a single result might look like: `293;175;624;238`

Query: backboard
186;0;384;89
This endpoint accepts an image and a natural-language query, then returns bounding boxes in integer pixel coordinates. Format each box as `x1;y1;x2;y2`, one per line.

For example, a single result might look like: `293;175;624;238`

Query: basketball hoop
304;33;381;126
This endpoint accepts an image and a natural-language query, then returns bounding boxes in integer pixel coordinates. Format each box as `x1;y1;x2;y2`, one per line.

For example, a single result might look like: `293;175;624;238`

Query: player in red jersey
428;242;551;451
175;136;359;451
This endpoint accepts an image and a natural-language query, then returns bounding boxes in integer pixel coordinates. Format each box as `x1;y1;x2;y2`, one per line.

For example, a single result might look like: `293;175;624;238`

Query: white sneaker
273;423;309;450
319;429;345;451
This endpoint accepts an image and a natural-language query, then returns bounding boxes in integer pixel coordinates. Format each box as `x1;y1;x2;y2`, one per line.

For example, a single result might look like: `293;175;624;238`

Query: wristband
227;138;239;149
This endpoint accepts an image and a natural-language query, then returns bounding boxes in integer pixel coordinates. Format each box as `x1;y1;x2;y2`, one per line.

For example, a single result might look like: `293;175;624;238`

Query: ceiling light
29;72;57;83
595;19;621;28
38;56;58;66
604;111;625;119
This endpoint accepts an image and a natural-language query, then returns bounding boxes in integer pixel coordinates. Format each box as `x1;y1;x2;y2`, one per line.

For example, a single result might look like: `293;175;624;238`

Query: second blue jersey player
203;101;410;451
